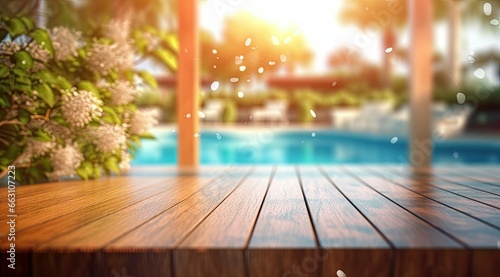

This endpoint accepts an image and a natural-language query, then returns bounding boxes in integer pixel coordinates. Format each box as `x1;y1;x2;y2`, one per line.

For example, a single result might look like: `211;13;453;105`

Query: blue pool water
131;129;500;165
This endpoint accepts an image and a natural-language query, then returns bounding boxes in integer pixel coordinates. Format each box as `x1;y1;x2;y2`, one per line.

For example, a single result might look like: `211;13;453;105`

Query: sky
200;0;500;79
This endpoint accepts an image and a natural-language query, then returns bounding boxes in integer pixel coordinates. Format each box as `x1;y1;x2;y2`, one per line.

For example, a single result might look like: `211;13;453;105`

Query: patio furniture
329;107;361;129
251;100;288;123
347;101;395;132
200;99;225;122
382;103;472;138
5;165;499;276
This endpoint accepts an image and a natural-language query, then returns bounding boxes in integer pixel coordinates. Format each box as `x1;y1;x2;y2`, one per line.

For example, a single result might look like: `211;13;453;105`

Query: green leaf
160;33;179;52
101;106;120;124
105;156;120;174
14;82;31;93
34;129;52;142
77;81;98;94
6;18;26;38
5;145;20;160
139;132;156;140
13;50;33;69
20;17;35;31
76;167;89;180
32;70;57;84
152;49;178;72
18;109;31;124
138;71;158;88
57;76;72;90
34;83;55;107
29;29;55;57
0;65;9;78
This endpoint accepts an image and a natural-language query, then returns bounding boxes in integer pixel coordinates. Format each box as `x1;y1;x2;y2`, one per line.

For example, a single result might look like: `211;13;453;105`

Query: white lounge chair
330;108;361;129
201;99;225;122
251;100;288;123
348;101;395;132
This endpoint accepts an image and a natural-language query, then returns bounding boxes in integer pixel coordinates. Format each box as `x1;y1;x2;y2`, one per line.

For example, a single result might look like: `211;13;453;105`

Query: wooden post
448;0;461;88
177;0;199;172
409;0;433;171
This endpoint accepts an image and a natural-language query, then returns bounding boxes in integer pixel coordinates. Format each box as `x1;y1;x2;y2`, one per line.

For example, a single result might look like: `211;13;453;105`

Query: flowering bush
0;16;176;183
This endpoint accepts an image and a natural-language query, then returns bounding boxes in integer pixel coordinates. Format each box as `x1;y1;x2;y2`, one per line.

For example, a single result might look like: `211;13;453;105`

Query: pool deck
0;165;499;277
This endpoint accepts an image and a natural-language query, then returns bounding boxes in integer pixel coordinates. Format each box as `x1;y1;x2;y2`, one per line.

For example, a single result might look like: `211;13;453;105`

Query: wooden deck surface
0;165;499;277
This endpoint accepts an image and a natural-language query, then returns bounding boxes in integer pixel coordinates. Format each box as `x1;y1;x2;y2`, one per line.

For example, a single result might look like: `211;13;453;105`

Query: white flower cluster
104;20;130;43
46;143;84;180
49;27;81;61
86;124;127;153
0;41;21;68
129;109;159;135
87;41;134;75
19;138;55;163
0;41;21;55
61;88;103;127
25;41;51;71
118;150;131;172
108;80;136;105
142;32;161;52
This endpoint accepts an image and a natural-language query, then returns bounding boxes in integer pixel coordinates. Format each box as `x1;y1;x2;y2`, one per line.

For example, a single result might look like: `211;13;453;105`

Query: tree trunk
381;26;396;88
448;0;462;88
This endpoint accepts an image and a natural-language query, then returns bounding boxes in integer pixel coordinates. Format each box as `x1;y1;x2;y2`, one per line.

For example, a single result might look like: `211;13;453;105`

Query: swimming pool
131;129;500;165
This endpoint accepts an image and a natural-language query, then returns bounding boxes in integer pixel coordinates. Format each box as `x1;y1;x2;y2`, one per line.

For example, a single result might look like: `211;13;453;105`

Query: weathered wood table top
0;165;499;277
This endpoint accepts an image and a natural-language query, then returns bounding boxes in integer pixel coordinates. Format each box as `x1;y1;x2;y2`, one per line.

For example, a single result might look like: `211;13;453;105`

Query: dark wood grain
0;178;127;212
0;177;197;251
374;167;500;228
0;165;498;276
299;167;391;277
102;167;252;277
174;168;271;277
321;167;468;277
32;175;223;277
1;177;165;233
248;167;317;277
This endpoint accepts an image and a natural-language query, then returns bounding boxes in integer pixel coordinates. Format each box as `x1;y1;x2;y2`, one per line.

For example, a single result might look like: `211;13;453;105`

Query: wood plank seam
172;166;257;249
404;172;500;210
317;166;397;277
11;178;172;234
416;175;500;197
366;167;500;232
103;167;254;250
243;166;276;277
342;167;471;250
294;166;324;277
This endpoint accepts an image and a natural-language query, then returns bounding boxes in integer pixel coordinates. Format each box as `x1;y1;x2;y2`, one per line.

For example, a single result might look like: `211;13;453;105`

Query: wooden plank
0;177;146;216
347;167;500;246
174;168;271;277
0;177;165;230
430;177;500;196
101;167;252;277
0;179;88;202
247;166;317;277
321;166;468;277
299;167;391;277
388;168;500;209
32;173;236;277
0;177;196;251
346;168;500;277
177;0;199;169
369;167;500;229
